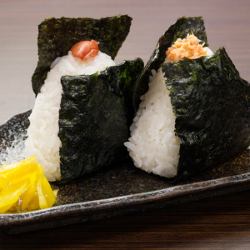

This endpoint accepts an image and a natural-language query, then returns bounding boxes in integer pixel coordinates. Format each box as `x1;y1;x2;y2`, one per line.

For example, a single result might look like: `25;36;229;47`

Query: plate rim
0;171;250;227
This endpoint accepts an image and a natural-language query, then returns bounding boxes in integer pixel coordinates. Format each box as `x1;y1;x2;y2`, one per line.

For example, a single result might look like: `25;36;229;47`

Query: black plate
0;111;249;234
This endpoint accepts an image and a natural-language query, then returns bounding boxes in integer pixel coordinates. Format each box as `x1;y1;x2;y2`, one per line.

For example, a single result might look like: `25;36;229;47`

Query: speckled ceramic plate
0;111;249;234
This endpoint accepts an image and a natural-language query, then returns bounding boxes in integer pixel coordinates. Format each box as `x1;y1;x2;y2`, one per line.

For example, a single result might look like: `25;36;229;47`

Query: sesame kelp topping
166;34;208;62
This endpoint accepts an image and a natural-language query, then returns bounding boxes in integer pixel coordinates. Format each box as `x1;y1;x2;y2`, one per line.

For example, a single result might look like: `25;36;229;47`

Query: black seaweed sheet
162;48;250;177
32;15;132;94
59;59;144;181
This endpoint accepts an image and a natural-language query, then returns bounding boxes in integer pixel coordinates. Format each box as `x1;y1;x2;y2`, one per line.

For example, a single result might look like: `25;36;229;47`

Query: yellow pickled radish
20;173;39;211
0;183;28;213
39;175;57;207
0;156;57;213
0;176;8;191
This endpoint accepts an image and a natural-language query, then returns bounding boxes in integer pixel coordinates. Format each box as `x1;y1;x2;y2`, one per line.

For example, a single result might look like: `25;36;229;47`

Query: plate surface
0;111;249;234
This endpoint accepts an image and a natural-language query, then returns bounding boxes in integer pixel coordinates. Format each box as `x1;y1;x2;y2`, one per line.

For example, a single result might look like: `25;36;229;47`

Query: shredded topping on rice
166;34;208;62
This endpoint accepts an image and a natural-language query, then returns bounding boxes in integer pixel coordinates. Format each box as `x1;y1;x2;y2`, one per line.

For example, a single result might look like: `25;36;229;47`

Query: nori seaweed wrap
59;59;143;181
25;16;144;182
126;16;250;179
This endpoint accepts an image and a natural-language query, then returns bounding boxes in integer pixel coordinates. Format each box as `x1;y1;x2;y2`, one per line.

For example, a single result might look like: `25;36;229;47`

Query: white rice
25;51;115;181
125;69;180;178
125;46;214;178
204;47;214;58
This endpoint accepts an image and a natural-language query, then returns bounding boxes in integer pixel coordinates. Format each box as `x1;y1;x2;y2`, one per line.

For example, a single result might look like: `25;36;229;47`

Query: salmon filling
166;34;208;62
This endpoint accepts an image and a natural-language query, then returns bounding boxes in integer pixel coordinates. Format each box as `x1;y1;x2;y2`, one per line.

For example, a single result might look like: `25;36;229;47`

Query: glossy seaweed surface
0;111;249;234
162;48;250;176
59;59;144;181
